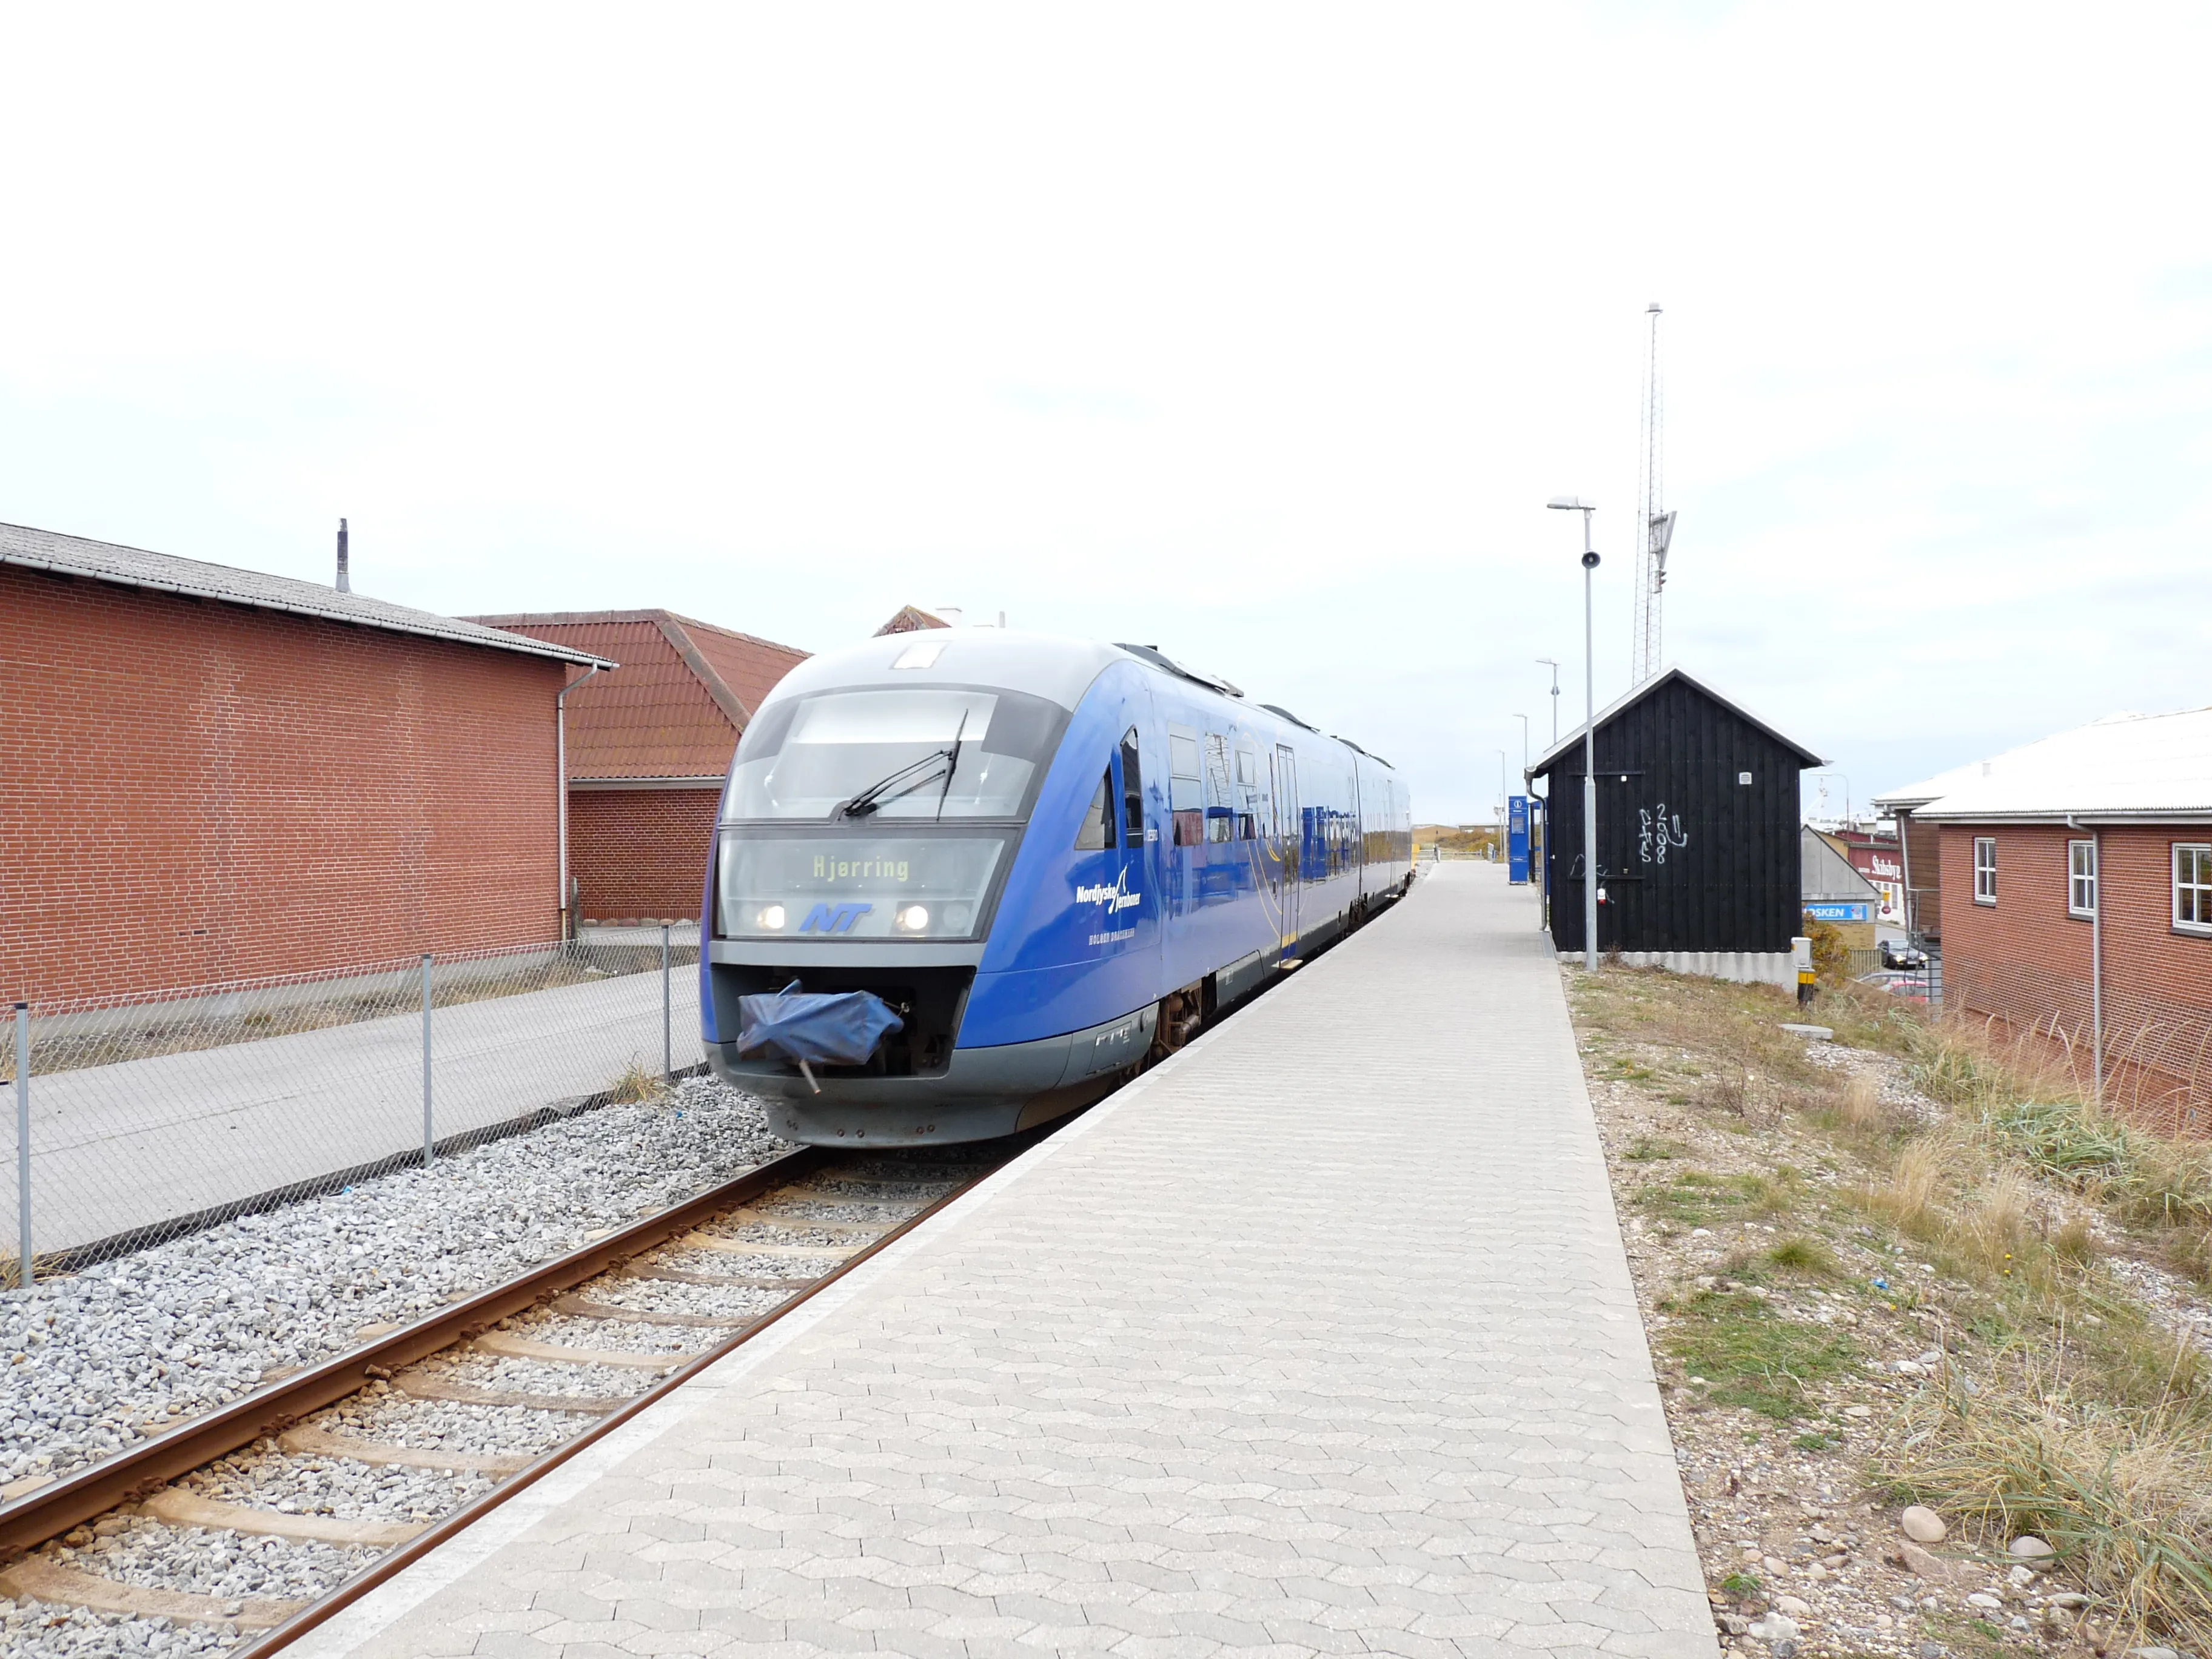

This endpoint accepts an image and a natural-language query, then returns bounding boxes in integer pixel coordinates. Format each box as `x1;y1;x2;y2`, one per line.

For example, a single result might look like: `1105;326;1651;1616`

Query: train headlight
896;904;930;932
757;904;786;930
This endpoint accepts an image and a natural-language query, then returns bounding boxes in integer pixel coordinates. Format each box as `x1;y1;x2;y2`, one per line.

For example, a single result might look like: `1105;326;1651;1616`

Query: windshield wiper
837;748;954;820
934;712;970;822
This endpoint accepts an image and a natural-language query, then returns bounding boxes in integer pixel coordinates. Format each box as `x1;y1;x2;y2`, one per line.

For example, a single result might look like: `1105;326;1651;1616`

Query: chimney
336;518;350;592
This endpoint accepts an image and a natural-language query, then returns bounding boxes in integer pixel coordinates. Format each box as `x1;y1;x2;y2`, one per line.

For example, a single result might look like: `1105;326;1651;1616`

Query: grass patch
606;1058;668;1104
1661;1289;1861;1419
1720;1571;1761;1598
1624;1136;1689;1162
1766;1235;1839;1275
1640;1169;1800;1228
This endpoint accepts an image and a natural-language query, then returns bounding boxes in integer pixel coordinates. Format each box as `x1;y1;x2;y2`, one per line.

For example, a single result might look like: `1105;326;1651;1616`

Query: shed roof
1877;706;2212;823
0;521;612;668
468;611;809;781
1529;666;1826;775
1802;826;1882;903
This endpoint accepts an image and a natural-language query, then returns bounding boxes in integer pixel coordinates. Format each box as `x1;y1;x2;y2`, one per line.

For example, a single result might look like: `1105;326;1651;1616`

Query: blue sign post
1507;795;1530;885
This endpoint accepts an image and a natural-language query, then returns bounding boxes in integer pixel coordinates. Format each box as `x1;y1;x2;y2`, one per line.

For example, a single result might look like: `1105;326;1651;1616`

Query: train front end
700;630;1128;1145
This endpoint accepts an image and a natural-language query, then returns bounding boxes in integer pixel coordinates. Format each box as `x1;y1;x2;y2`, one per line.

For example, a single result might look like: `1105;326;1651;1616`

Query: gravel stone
38;1514;373;1601
184;1441;489;1521
0;1598;235;1657
333;1388;573;1458
1900;1505;1947;1543
0;1078;786;1485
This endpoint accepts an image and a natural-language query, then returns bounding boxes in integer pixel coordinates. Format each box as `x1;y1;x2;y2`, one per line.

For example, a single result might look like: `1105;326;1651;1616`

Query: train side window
1168;725;1204;846
1204;734;1233;843
1120;728;1146;842
1074;769;1115;851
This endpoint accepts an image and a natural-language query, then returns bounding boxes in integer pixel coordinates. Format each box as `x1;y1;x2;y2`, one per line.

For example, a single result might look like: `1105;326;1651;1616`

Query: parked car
1881;939;1928;971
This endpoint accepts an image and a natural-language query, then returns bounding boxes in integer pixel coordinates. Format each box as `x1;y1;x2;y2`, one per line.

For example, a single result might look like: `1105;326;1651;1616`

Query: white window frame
1973;836;1997;905
2067;839;2097;920
2176;843;2212;936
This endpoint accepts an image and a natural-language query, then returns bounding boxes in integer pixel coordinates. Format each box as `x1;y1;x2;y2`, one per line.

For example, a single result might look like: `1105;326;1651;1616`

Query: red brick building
1887;708;2212;1133
466;612;808;924
1;523;610;1005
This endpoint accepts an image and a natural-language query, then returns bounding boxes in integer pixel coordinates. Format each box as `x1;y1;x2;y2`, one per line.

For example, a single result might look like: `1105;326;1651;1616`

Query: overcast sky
5;4;2209;825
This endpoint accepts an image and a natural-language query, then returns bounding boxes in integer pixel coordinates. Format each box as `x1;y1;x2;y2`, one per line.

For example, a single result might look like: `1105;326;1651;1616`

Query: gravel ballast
1;1076;786;1488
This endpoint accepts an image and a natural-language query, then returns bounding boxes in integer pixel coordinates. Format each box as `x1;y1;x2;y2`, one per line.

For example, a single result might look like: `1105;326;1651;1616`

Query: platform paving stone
293;863;1716;1659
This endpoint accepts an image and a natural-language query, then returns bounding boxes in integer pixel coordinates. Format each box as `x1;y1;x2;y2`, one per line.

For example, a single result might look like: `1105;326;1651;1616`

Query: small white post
13;1002;29;1290
421;954;435;1165
661;923;672;1081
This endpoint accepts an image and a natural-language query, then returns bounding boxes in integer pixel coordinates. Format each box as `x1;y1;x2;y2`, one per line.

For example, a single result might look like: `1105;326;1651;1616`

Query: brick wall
569;788;721;924
0;565;565;1005
1940;822;2212;1132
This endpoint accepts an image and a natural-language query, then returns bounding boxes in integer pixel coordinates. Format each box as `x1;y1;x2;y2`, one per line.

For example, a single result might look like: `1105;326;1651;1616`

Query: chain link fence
3;926;702;1285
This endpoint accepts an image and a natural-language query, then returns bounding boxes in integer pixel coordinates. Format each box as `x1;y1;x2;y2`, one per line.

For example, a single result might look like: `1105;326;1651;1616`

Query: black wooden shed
1529;668;1824;978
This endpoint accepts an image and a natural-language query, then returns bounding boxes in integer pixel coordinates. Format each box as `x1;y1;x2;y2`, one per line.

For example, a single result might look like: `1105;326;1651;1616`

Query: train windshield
716;831;1013;941
724;687;1064;822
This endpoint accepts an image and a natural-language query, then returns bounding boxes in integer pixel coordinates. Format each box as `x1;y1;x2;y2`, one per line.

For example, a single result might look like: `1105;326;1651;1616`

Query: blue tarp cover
736;980;903;1067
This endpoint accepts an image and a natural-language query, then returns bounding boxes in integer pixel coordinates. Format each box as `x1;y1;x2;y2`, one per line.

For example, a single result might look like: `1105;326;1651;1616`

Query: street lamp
1513;713;1529;778
1535;659;1560;745
1549;497;1600;971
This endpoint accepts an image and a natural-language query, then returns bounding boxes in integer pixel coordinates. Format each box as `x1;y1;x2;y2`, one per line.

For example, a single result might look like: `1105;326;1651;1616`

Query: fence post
13;1002;28;1290
661;923;672;1081
421;954;435;1166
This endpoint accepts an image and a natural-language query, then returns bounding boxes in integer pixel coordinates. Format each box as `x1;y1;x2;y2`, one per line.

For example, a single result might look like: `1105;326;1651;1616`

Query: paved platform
297;863;1715;1659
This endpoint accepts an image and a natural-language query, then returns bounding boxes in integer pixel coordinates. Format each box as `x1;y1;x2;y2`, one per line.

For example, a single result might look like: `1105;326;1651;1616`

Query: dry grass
1571;960;2212;1647
1838;1070;1889;1131
1885;1336;2212;1653
605;1058;668;1104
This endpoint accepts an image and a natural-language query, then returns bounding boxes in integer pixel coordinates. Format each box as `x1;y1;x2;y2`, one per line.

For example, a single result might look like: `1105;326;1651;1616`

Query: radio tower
1632;303;1677;685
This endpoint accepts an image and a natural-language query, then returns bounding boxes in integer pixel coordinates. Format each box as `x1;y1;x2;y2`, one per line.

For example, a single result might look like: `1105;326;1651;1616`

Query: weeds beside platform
1569;964;2212;1659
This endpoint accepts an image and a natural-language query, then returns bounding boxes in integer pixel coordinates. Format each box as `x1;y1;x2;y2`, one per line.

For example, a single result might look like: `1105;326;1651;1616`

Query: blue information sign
1803;902;1869;923
1507;795;1530;885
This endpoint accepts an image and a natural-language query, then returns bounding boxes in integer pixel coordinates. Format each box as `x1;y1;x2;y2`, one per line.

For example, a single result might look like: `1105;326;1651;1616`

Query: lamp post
1497;749;1509;860
1535;659;1560;745
1809;771;1852;831
1513;713;1529;779
1549;497;1600;970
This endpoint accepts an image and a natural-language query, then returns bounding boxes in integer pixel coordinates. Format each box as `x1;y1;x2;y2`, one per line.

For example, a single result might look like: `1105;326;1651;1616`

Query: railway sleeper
138;1487;423;1548
277;1424;528;1475
549;1294;752;1328
391;1375;629;1414
677;1230;866;1259
617;1263;814;1290
472;1330;695;1370
0;1555;307;1631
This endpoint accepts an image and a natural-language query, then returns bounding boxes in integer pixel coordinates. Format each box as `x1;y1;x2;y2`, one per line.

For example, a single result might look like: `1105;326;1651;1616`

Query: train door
1274;744;1300;955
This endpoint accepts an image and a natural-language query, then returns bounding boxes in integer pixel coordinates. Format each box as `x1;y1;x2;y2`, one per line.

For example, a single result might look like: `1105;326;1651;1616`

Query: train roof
760;628;1394;766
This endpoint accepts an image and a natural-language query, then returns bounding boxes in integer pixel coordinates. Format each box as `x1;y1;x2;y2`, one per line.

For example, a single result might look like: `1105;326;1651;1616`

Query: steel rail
229;1153;1001;1658
0;1144;830;1559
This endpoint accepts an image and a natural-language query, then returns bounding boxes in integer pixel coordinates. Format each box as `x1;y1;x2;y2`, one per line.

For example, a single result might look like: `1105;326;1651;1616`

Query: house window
1973;837;1997;905
2068;839;2097;919
2176;843;2212;934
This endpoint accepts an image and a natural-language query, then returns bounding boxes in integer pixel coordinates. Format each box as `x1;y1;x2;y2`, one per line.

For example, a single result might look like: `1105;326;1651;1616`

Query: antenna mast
1632;303;1675;685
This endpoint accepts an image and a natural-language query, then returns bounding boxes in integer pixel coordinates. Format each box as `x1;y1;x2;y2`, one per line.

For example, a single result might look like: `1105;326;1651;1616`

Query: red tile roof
466;611;809;782
875;605;950;635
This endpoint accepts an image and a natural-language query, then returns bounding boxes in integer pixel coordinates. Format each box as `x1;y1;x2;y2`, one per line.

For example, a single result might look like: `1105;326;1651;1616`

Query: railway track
0;1139;1019;1655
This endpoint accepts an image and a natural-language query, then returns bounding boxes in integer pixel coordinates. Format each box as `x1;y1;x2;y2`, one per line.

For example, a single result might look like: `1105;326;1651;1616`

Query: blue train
699;629;1412;1144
